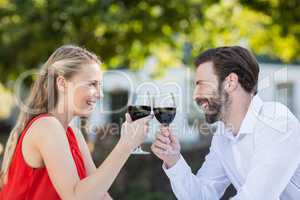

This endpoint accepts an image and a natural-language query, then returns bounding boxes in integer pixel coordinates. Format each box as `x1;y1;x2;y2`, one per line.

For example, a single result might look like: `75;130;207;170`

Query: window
275;82;294;112
109;90;129;125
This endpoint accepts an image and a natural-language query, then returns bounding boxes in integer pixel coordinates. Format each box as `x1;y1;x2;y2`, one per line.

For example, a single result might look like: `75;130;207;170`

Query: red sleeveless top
0;113;87;199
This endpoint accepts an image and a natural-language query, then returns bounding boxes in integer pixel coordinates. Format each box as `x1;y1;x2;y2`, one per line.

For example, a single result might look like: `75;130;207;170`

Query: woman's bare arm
32;115;150;199
72;126;112;199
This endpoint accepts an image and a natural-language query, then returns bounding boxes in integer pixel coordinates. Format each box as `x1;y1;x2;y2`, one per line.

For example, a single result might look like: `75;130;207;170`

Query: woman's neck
50;111;73;130
49;101;73;130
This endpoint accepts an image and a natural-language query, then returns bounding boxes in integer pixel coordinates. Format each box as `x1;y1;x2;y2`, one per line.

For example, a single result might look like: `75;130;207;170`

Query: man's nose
193;87;201;101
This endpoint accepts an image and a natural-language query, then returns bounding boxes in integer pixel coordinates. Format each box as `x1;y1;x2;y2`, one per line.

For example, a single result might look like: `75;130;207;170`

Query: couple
0;45;299;200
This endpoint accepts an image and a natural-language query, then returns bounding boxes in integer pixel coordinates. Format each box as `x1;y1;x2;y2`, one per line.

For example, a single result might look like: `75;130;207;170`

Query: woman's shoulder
27;115;66;141
21;115;68;167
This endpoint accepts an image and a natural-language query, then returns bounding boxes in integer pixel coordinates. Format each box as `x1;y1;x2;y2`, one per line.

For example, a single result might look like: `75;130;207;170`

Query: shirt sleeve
231;125;300;200
163;136;231;200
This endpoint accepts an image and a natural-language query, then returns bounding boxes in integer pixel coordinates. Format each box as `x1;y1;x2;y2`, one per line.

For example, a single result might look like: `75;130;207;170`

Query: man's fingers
159;127;177;144
169;131;178;144
151;144;165;156
154;140;171;151
160;126;170;137
151;144;166;155
156;133;171;144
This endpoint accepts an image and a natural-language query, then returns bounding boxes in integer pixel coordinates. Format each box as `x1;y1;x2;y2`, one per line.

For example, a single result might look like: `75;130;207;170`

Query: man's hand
151;126;181;169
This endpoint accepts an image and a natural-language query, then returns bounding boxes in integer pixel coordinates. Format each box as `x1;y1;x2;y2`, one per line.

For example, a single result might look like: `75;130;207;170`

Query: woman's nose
95;88;103;99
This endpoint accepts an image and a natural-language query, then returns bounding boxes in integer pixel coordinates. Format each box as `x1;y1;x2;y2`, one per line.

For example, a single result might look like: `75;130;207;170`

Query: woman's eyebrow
88;80;100;84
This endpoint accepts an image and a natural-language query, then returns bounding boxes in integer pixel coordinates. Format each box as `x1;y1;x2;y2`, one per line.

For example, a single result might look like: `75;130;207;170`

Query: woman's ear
56;75;66;92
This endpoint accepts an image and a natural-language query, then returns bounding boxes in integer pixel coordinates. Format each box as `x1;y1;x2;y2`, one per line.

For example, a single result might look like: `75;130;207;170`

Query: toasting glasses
126;92;177;155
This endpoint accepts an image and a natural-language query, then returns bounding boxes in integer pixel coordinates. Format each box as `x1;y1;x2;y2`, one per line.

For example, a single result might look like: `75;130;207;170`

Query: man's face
193;61;228;123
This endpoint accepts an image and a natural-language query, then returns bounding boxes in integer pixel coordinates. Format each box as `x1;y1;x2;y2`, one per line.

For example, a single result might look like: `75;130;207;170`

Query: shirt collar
215;95;264;141
238;95;263;135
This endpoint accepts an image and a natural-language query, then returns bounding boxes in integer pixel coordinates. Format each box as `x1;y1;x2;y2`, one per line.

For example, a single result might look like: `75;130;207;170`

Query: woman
0;45;151;199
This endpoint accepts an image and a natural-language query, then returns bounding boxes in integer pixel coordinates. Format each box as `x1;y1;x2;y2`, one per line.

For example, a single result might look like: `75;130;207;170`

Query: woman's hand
101;192;113;200
119;113;152;151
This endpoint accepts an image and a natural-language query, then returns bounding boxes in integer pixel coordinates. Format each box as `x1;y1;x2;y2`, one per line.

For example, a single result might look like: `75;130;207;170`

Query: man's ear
224;73;238;92
56;75;66;92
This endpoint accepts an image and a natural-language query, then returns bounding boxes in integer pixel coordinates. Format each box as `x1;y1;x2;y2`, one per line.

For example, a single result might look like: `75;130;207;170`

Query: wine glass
127;91;152;155
153;93;177;154
153;93;176;126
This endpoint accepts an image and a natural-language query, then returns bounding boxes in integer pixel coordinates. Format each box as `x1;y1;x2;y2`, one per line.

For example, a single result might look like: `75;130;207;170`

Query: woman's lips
86;100;96;106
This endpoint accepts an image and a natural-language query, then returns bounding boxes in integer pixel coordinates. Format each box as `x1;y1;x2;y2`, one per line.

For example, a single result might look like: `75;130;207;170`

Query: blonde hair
0;45;101;187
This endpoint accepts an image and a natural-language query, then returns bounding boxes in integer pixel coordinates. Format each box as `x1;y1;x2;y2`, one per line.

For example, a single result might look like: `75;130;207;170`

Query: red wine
153;107;176;125
128;105;151;121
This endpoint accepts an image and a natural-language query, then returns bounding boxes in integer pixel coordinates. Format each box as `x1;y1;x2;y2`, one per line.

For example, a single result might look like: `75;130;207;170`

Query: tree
0;0;299;86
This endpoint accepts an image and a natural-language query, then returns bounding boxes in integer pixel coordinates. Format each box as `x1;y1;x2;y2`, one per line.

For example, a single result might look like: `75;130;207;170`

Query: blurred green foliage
0;0;299;85
0;83;13;118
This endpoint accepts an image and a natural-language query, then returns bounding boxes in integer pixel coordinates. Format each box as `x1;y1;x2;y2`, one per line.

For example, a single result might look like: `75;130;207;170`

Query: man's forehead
196;61;215;75
195;64;218;84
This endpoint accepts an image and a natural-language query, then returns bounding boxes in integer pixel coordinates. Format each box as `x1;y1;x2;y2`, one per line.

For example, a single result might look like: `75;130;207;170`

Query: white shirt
163;95;300;200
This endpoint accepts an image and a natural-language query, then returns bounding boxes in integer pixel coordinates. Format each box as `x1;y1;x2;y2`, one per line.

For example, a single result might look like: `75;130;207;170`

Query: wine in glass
127;92;152;155
153;93;176;126
153;93;177;154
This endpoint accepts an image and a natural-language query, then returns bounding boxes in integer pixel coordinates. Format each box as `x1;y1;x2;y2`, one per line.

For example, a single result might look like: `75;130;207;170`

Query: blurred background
0;0;300;199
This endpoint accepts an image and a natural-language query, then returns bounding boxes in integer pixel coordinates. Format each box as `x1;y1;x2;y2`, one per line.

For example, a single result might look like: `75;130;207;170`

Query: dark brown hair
194;46;259;95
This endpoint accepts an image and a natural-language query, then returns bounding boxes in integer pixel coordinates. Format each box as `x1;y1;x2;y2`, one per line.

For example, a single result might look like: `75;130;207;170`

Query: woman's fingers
136;114;153;124
125;113;132;123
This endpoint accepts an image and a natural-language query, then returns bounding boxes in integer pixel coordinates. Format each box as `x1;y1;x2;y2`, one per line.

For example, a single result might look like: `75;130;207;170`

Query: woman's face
66;62;103;117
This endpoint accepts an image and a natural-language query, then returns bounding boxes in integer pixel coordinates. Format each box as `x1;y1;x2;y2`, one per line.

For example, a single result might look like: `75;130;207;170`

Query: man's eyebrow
195;80;211;85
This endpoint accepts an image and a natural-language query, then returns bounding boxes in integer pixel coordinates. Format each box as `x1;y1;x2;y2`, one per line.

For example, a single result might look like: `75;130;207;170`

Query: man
151;46;300;200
